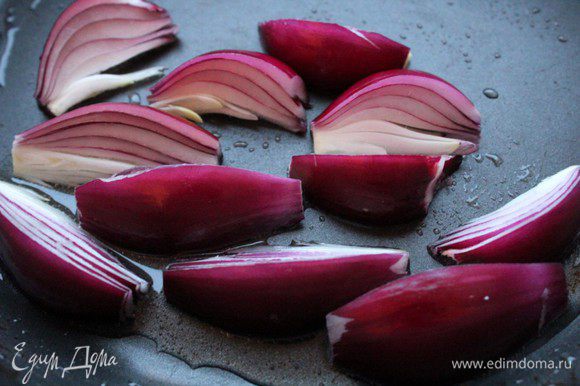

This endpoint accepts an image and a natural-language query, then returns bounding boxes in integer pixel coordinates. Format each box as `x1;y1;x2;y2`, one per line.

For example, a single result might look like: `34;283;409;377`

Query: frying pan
0;0;578;384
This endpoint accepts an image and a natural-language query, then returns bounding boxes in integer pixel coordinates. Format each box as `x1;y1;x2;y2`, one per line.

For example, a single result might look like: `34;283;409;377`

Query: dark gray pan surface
0;0;578;384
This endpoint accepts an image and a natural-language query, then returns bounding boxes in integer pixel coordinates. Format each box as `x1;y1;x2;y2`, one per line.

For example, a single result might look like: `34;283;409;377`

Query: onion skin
148;50;308;133
36;0;177;115
429;166;580;264
289;155;461;224
12;103;220;187
327;263;567;383
163;244;409;337
259;19;411;93
0;181;148;320
311;70;481;156
75;165;304;254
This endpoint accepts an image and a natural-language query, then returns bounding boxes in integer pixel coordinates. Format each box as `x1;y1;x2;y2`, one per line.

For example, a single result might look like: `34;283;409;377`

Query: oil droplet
249;147;255;152
485;153;503;167
233;141;248;148
465;32;471;39
532;7;540;14
473;153;484;163
0;26;20;87
6;7;15;24
557;35;568;43
466;195;480;208
416;23;423;29
262;141;269;149
517;165;534;182
30;0;42;10
483;88;499;99
433;228;440;235
441;39;447;45
399;34;407;40
415;228;424;236
275;135;281;143
211;131;221;138
128;93;141;104
319;216;325;222
462;52;469;57
494;52;501;59
464;58;472;63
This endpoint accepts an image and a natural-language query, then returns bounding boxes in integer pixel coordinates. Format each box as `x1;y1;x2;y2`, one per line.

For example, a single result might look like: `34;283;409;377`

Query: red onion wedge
311;70;481;155
12;103;220;187
259;19;411;93
148;50;308;133
429;166;580;264
289;154;461;224
0;181;148;320
327;263;567;383
164;244;409;337
75;165;304;254
35;0;177;116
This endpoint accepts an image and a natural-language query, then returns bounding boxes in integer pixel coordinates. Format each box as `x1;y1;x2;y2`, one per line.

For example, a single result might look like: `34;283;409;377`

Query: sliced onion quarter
260;19;411;92
327;263;568;383
429;165;580;264
289;154;461;224
0;181;148;320
311;70;481;156
148;50;308;133
12;103;221;187
164;244;409;337
75;165;305;254
35;0;178;115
